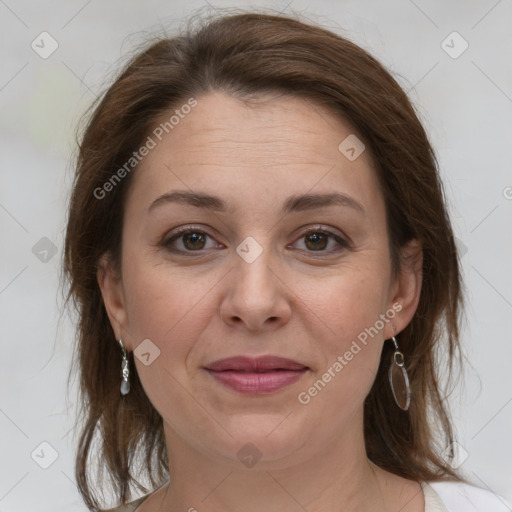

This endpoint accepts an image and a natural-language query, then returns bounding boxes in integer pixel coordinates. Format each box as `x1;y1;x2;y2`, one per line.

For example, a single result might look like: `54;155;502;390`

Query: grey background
1;0;511;510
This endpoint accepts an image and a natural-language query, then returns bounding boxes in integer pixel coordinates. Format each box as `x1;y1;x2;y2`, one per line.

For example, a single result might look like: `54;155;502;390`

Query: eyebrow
147;190;366;216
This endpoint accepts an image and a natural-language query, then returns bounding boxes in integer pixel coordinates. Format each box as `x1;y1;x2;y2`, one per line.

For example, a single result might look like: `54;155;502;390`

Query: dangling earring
119;339;130;396
388;336;410;411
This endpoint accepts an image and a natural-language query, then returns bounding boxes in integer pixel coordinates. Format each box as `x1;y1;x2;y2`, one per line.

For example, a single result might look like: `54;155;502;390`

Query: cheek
124;243;391;400
296;286;387;419
122;257;219;361
124;248;391;358
123;261;217;420
298;267;390;399
304;266;390;343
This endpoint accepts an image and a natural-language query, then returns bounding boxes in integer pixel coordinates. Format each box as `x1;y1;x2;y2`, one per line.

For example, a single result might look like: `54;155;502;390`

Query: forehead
126;91;382;218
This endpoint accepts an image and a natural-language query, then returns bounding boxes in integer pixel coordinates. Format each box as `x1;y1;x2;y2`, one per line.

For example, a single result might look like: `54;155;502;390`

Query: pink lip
204;356;309;394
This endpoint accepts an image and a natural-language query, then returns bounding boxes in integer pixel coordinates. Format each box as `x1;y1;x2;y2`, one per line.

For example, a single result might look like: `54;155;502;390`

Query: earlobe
96;254;131;349
386;239;423;338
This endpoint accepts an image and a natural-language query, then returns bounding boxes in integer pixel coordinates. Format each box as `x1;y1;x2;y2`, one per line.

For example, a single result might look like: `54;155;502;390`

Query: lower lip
205;369;308;394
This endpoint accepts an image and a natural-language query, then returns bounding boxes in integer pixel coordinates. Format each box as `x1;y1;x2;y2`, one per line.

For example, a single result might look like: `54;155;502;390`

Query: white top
423;481;511;511
109;481;511;512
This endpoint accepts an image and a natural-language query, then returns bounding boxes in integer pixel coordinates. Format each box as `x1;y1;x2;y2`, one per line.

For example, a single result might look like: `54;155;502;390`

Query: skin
98;91;424;512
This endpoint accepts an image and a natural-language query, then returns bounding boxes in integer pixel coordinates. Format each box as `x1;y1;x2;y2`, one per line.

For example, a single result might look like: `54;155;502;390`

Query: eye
163;227;221;253
161;225;349;255
291;228;349;253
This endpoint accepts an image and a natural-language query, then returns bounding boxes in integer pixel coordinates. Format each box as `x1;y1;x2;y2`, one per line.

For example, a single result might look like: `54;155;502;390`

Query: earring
119;339;130;396
388;336;410;411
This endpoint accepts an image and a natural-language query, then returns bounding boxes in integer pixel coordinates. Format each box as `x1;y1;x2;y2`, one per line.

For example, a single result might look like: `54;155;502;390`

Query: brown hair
63;9;467;511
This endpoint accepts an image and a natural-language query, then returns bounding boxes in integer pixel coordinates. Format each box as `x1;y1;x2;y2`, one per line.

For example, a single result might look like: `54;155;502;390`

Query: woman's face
98;91;421;469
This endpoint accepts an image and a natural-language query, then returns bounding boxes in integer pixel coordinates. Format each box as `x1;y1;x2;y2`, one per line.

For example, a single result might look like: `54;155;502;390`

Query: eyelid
293;224;348;241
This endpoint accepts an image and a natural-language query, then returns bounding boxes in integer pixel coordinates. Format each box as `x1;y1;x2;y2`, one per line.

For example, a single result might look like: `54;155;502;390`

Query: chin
206;415;312;467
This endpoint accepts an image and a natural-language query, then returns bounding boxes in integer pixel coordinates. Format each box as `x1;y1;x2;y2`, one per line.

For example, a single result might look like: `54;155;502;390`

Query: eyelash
161;225;350;256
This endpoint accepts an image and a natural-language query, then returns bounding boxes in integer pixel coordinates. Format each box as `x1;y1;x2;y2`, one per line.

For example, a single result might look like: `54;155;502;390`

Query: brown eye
164;229;217;252
293;229;348;253
304;232;329;251
162;226;348;256
181;232;207;250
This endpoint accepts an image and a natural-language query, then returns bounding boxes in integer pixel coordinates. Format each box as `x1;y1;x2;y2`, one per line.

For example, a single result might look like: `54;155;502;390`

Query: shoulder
103;495;147;512
424;480;511;512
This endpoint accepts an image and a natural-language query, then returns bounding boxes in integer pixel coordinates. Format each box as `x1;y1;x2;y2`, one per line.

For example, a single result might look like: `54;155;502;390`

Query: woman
63;11;509;512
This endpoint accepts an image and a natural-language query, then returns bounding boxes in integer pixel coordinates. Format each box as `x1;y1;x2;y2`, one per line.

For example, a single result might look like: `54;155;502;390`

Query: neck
155;413;394;512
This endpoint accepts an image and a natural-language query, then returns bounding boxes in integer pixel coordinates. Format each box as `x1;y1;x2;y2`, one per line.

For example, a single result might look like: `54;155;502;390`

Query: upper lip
204;356;308;372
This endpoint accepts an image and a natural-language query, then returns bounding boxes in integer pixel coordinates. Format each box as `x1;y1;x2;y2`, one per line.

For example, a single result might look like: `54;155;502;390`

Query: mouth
203;355;309;394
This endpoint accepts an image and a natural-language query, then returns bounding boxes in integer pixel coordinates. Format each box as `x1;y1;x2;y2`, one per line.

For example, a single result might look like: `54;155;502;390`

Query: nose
219;241;292;332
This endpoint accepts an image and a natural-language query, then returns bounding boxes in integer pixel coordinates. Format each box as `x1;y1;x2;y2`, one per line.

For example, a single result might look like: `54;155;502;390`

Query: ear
384;238;423;339
97;253;132;351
